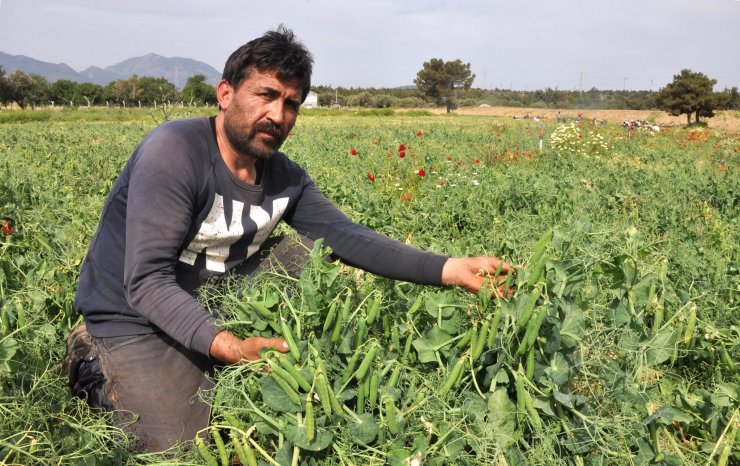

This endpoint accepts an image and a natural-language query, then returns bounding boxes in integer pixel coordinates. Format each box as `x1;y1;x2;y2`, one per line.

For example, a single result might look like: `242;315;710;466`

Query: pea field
0;108;738;465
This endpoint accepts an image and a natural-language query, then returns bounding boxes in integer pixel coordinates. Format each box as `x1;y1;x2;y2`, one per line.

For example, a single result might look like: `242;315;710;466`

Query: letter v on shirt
178;194;289;273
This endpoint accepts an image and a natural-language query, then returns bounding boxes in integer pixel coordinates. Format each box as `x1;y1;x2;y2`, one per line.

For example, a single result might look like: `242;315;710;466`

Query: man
65;26;511;452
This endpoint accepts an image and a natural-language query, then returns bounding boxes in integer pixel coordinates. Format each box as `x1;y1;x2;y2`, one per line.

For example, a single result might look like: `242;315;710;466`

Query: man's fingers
261;337;289;353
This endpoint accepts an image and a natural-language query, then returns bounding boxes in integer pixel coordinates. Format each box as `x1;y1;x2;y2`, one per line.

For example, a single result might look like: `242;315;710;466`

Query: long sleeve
285;177;449;285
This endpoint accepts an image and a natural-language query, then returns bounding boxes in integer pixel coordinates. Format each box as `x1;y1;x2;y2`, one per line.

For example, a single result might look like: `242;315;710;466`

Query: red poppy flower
456;161;462;166
474;159;480;164
416;169;426;177
1;220;12;235
401;193;411;201
398;144;406;151
416;131;423;137
350;148;358;155
439;180;446;186
367;172;376;181
447;156;453;161
398;151;406;158
373;141;379;145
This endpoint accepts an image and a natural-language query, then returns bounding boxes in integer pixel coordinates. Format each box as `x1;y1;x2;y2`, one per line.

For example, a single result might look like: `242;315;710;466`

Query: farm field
0;108;738;465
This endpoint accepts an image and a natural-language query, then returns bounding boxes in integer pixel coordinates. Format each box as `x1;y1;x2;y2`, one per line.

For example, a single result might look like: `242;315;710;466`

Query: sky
0;0;738;91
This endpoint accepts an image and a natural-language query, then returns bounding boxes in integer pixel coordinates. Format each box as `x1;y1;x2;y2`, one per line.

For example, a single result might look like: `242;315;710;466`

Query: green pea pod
456;327;474;349
368;371;380;410
355;344;378;382
526;345;535;380
322;301;338;335
249;301;274;320
230;431;257;466
528;254;547;287
212;427;230;466
305;395;315;442
315;370;332;417
683;306;697;345
327;382;344;418
340;351;362;385
341;291;352;322
524;390;541;429
356;375;367;414
487;306;502;349
439;357;467;397
280;317;301;363
472;319;490;363
354;318;367;349
651;304;663;335
407;293;424;315
277;357;312;393
384;395;399;435
402;332;414;359
517;288;541;330
195;436;218;466
530;229;553;264
388;363;402;388
330;308;344;344
525;307;547;348
503;269;514;296
271;371;301;406
366;296;381;325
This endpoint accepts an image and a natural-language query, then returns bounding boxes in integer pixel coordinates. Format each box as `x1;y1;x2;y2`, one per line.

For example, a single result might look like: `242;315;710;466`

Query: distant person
556;111;562;123
62;26;512;452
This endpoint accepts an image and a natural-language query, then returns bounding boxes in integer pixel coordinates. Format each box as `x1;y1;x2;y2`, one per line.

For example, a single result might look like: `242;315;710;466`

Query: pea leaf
559;304;584;349
486;388;517;447
0;337;18;374
545;352;571;386
412;326;453;363
424;290;458;318
259;376;302;413
283;424;333;451
644;328;675;366
348;413;378;445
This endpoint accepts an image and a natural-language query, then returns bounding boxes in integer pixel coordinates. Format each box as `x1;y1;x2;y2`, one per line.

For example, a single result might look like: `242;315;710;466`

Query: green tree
181;74;216;106
49;79;80;106
0;66;9;107
657;69;717;124
138;76;178;106
77;82;104;107
6;69;44;109
414;58;475;113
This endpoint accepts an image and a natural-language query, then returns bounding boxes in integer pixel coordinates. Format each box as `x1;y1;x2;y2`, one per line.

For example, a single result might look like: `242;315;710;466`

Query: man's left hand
441;256;514;296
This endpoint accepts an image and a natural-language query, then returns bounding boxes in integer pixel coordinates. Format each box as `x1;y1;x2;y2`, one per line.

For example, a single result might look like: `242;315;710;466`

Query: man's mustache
252;121;283;139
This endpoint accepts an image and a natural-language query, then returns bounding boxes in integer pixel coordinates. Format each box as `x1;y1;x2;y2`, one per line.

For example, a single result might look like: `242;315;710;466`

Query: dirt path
423;107;740;132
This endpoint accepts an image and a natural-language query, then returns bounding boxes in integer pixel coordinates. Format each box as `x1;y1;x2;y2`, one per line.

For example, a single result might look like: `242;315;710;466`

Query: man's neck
214;114;260;185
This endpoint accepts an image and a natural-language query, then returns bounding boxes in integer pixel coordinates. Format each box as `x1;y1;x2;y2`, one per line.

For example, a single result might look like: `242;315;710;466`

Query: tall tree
657;69;717;124
414;58;475;113
0;66;9;107
181;74;216;106
6;69;44;109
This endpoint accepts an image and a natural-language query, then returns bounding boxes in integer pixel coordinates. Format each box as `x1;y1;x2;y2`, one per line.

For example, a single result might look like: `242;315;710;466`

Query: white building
302;90;319;109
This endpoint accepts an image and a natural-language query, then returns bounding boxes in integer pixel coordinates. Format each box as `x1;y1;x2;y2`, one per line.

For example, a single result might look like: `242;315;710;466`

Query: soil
421;107;740;132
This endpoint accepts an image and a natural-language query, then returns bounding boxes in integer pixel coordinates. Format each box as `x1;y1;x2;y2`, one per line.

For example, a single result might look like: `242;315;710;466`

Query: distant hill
0;52;221;89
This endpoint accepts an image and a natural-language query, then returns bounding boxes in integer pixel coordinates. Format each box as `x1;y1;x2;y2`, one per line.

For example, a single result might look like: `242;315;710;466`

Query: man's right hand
209;330;289;364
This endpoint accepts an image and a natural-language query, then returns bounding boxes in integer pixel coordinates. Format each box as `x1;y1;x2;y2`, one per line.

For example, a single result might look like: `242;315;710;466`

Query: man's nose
265;99;286;126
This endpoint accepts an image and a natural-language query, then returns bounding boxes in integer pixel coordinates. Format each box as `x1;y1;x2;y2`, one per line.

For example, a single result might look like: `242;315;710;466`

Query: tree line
1;64;738;120
0;67;217;109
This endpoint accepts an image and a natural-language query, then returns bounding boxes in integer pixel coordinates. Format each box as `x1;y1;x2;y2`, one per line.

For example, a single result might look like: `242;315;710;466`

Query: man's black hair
222;25;313;102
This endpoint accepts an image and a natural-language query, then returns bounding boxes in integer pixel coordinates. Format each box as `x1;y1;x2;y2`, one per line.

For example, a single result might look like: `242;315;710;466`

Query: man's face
219;69;303;160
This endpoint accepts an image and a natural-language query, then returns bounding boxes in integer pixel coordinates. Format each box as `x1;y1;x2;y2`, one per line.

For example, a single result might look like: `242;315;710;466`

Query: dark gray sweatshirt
74;117;448;357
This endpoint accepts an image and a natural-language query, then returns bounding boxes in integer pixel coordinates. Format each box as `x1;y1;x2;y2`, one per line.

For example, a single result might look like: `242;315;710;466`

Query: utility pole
623;76;629;91
578;71;584;94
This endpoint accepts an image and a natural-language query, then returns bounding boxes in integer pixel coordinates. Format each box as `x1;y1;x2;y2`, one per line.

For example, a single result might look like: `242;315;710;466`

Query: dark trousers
62;234;313;452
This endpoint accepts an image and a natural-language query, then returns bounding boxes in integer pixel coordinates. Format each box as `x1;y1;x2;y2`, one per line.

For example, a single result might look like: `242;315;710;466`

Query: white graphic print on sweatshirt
179;194;289;272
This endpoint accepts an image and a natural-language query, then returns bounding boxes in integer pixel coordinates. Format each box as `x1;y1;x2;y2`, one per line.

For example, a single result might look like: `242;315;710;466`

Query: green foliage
414;58;475;112
181;74;217;106
0;112;737;464
657;69;719;124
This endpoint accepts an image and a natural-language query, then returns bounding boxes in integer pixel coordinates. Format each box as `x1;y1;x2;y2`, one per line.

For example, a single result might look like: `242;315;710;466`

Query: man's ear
216;80;233;110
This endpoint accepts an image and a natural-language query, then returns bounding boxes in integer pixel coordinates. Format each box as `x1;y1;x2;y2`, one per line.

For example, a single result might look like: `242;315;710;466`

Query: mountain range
0;51;222;89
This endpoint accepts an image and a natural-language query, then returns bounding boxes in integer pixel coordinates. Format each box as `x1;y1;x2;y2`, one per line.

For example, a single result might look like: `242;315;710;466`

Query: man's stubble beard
222;113;286;161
